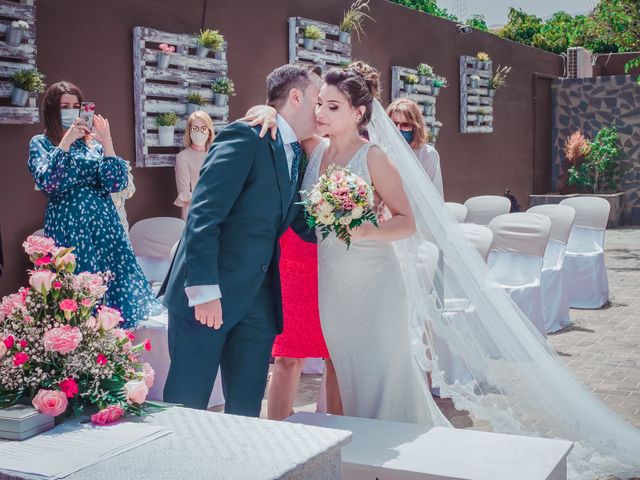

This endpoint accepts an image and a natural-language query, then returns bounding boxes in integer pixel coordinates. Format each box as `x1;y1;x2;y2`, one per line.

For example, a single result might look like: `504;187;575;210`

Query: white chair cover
528;204;575;332
458;223;493;261
445;202;467;223
560;197;610;308
130;217;185;284
464;195;511;226
487;213;551;337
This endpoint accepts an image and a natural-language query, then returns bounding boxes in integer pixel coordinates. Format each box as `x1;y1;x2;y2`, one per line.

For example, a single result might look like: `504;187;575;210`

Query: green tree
498;8;543;46
466;14;488;32
388;0;457;20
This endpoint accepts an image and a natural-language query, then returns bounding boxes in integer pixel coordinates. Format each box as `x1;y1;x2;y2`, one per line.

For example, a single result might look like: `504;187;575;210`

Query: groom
161;64;320;416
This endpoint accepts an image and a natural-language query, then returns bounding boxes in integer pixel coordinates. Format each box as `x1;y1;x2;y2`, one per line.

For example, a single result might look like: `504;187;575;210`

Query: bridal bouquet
0;236;155;425
300;164;378;247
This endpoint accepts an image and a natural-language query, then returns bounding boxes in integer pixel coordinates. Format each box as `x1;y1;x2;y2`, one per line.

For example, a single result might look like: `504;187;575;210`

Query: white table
287;413;573;480
0;408;352;480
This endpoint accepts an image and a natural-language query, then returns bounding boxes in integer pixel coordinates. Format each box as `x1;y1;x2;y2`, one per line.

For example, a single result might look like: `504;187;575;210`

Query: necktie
289;141;303;206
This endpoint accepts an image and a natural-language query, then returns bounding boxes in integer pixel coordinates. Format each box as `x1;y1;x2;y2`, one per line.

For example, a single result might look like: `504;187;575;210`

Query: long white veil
368;99;640;479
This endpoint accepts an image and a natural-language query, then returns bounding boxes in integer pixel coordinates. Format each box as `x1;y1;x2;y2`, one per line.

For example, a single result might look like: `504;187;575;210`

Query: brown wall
593;51;640;76
0;0;563;296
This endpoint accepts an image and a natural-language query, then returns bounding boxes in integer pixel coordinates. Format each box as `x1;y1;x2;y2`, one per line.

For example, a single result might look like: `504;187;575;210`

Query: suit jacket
160;121;313;333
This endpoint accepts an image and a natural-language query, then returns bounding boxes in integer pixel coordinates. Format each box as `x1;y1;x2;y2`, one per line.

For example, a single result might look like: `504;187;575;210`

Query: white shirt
185;115;298;307
415;144;444;199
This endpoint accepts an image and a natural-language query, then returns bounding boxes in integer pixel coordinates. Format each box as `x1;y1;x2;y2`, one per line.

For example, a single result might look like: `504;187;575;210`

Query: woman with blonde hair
174;111;215;219
386;98;443;198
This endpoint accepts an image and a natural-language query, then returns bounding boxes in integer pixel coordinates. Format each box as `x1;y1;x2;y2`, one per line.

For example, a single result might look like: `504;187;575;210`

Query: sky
438;0;598;26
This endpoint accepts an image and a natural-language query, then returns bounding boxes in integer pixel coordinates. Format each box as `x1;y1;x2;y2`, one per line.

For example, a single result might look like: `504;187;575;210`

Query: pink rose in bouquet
96;306;123;330
91;405;125;425
22;235;56;257
124;380;149;405
32;389;68;417
29;270;57;294
43;325;83;354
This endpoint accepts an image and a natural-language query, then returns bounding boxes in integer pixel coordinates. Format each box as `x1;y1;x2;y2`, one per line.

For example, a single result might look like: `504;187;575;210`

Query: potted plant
10;68;45;107
475;108;489;125
476;51;491;70
404;74;419;94
432;75;448;96
469;74;480;89
430;120;443;136
196;29;224;59
339;0;373;43
211;77;235;107
156;113;178;147
5;19;29;46
417;63;434;85
186;92;207;115
156;43;175;69
488;65;511;97
303;25;324;50
423;102;435;116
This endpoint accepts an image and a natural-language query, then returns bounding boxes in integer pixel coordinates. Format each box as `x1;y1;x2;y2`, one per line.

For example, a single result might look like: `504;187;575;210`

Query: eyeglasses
392;121;414;132
189;126;210;133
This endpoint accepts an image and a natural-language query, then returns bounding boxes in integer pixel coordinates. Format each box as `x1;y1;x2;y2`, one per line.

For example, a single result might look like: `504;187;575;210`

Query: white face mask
61;108;79;129
190;131;209;146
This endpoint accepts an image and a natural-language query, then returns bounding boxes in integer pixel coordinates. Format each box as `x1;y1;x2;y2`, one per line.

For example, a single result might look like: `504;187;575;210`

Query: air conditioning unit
566;47;593;78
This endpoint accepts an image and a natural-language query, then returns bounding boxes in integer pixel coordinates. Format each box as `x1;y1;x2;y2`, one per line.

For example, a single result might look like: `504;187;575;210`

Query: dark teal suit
160;121;312;415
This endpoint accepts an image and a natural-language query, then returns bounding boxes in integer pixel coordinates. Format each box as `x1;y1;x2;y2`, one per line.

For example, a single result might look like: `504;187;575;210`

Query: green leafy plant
466;14;488;32
417;63;434;77
198;29;225;50
303;25;325;40
433;75;448;88
489;65;512;90
339;0;374;40
156;113;178;127
211;77;236;96
405;74;419;85
567;126;622;193
11;68;45;93
624;55;640;85
186;92;207;105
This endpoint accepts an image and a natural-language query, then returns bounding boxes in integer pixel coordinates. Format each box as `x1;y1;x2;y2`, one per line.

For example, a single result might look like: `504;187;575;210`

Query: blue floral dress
28;135;157;328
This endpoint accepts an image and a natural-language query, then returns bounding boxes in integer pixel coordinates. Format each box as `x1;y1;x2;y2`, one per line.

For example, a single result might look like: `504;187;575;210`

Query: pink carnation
143;339;152;351
43;326;83;354
59;377;79;398
0;294;24;318
32;389;68;417
91;405;125;425
96;353;108;365
13;352;28;366
35;255;52;267
142;363;155;388
59;299;78;312
3;335;14;349
22;235;56;257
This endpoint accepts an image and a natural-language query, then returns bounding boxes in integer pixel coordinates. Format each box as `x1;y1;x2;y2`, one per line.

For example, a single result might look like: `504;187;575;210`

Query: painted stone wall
551;75;640;224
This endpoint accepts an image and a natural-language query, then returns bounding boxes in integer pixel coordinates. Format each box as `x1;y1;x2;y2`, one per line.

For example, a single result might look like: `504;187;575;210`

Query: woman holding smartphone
27;81;158;328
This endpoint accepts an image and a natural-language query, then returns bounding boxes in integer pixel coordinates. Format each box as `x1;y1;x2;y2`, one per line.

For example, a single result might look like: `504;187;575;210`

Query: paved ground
246;228;640;432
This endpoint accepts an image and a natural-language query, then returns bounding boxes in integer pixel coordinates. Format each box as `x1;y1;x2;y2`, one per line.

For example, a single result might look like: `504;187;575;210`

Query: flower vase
158;125;175;147
195;43;209;58
469;79;479;89
5;26;24;46
339;31;351;43
186;103;200;115
488;88;496;98
11;87;29;107
303;38;316;50
405;84;415;94
156;53;171;69
432;86;441;96
213;93;228;107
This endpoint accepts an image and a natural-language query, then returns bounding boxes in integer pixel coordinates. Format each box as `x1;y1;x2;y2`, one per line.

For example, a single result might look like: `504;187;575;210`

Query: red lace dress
272;229;330;358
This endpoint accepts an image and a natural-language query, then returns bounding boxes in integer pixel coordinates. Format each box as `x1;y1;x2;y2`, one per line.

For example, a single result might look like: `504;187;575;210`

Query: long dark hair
42;81;84;145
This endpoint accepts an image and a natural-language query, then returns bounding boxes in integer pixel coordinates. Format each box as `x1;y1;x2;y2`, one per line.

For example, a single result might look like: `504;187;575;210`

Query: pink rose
124;380;148;405
3;335;14;349
142;363;155;388
29;270;57;294
59;377;79;398
85;316;97;330
96;306;123;330
13;352;29;366
43;326;83;354
22;235;56;257
91;405;125;425
32;389;68;417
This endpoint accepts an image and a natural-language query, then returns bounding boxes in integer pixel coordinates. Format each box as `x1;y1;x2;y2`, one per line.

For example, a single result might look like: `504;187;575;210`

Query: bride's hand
239;105;278;140
349;222;375;240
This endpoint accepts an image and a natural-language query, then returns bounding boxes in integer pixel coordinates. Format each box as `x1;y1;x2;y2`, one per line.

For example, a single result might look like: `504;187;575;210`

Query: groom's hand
195;299;223;330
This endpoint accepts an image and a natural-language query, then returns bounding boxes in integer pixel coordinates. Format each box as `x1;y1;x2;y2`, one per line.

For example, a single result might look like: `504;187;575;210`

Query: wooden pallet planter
390;66;440;144
133;26;229;167
0;0;38;124
459;55;494;134
288;17;351;70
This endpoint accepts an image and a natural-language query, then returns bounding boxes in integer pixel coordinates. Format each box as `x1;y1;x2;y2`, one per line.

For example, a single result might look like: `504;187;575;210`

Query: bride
248;61;640;479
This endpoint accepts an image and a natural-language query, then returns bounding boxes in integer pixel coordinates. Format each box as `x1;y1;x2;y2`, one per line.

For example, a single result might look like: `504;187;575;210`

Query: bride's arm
352;147;416;242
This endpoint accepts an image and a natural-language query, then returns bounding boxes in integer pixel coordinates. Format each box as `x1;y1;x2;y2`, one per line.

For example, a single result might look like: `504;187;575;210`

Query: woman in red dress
267;228;331;420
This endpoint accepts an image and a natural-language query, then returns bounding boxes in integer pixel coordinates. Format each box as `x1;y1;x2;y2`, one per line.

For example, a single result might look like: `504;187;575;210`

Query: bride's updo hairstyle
324;60;381;130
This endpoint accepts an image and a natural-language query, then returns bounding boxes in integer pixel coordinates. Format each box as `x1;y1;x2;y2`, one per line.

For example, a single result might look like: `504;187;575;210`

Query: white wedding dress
302;139;449;427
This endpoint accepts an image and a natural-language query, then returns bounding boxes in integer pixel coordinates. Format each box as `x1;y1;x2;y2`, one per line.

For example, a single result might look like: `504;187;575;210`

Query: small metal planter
5;26;24;46
476;115;485;125
186;103;200;115
213;93;228;107
469;78;479;89
432;86;441;96
195;43;210;58
156;53;171;69
488;88;496;98
157;125;175;147
338;31;351;43
214;50;226;61
405;84;415;94
430;125;441;136
419;76;429;85
423;104;435;116
303;38;316;50
11;87;29;107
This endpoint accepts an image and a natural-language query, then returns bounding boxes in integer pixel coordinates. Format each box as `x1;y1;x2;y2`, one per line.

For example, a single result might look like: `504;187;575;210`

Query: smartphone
79;102;95;130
